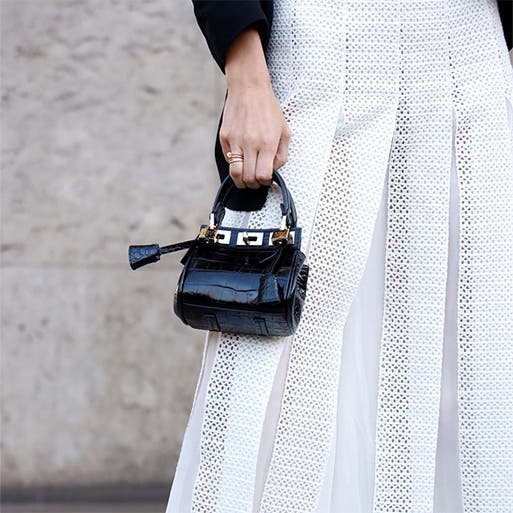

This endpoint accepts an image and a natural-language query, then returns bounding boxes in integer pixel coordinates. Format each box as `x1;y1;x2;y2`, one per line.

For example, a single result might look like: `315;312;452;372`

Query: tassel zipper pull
128;239;196;270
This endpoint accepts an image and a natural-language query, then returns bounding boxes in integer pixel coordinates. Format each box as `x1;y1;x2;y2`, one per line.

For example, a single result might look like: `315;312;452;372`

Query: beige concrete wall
1;0;225;495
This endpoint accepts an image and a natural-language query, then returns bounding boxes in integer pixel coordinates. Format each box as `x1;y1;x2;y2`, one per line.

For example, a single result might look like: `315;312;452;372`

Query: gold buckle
198;213;218;243
271;214;291;245
271;228;290;245
198;225;217;243
239;231;264;245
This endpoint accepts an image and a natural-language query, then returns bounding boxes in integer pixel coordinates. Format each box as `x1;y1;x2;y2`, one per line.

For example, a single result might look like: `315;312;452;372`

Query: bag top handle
210;170;297;228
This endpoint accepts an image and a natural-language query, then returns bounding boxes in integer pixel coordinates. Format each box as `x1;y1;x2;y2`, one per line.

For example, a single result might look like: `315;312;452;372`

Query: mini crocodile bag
128;170;309;337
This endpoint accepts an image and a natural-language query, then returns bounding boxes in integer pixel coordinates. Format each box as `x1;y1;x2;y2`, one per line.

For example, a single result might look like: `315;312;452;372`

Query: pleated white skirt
165;1;513;508
165;136;464;513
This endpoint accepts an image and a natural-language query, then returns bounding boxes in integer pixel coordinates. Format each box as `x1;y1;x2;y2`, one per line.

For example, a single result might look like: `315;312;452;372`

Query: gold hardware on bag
271;228;291;245
198;226;217;243
239;231;263;245
271;215;291;245
198;213;218;243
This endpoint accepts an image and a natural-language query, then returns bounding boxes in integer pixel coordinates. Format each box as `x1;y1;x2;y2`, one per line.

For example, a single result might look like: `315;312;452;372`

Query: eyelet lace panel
190;1;513;512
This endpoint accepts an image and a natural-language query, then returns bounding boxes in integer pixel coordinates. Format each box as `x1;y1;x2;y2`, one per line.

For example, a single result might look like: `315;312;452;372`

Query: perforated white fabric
167;0;513;512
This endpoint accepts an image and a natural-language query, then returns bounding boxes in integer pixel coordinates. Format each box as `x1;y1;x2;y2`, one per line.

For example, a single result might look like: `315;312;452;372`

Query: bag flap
181;269;281;306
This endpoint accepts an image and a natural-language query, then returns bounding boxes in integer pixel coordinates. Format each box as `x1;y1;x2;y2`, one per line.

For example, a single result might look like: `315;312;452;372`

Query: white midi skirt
165;154;464;513
165;1;513;511
312;156;464;513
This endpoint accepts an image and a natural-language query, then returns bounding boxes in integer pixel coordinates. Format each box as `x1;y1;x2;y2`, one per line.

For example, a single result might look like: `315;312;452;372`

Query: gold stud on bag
128;170;309;337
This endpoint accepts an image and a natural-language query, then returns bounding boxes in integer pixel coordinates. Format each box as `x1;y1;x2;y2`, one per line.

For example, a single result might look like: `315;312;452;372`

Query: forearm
225;26;272;90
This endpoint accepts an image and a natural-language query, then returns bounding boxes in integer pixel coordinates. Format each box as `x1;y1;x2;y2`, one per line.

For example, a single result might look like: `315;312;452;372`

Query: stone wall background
1;0;225;501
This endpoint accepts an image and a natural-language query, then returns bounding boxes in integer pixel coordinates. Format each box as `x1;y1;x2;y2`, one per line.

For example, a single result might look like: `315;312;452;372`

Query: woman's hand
220;27;291;189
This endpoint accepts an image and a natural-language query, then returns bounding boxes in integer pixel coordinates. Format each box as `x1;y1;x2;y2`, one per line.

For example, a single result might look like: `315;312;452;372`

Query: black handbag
128;170;309;337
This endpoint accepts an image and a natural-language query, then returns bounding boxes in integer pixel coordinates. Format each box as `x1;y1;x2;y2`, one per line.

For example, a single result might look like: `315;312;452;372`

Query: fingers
241;146;260;189
273;123;291;170
219;121;291;190
255;149;276;187
220;128;246;189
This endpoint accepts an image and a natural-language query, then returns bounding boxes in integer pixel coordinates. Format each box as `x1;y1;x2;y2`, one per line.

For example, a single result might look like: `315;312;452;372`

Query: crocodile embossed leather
128;170;309;336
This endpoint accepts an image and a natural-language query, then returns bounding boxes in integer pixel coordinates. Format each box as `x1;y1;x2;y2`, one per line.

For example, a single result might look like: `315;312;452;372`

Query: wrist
226;65;272;91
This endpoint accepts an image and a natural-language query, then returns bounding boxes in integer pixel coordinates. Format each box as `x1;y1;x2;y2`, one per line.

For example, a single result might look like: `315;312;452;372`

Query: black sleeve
191;1;272;74
498;0;512;51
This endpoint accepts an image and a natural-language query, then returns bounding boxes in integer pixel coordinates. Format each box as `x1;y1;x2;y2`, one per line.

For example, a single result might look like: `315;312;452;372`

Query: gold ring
226;151;244;162
228;157;244;164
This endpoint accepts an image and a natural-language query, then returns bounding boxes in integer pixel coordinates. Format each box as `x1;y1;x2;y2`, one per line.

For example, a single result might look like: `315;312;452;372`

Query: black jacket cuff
192;1;271;74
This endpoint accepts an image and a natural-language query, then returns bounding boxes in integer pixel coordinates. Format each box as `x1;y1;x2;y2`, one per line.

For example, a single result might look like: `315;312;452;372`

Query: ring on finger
226;151;244;163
